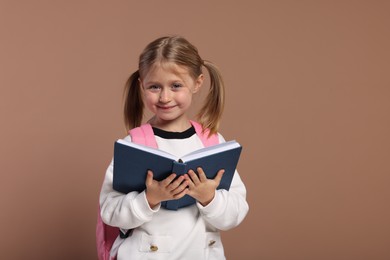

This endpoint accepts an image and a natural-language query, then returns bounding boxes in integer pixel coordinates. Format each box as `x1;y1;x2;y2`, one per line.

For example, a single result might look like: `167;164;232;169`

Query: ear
192;74;204;93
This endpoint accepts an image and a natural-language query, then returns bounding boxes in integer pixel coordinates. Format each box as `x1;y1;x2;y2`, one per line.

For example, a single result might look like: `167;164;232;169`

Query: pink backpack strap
129;124;158;148
96;205;118;260
190;120;219;146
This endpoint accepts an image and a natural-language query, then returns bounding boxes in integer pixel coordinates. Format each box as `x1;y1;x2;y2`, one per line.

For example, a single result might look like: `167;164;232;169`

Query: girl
99;36;248;260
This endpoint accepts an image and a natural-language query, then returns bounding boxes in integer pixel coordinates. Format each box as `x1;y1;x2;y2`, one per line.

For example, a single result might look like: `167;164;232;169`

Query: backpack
96;121;219;260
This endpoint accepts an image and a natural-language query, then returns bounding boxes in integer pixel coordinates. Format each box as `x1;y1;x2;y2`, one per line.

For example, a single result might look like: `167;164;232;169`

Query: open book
113;139;242;210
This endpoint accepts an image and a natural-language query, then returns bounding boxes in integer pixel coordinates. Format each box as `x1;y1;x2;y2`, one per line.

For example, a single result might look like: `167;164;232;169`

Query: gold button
150;245;158;252
208;240;216;247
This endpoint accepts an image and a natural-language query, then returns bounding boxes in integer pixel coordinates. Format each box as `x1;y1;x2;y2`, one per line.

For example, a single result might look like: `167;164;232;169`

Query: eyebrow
143;79;185;86
143;81;160;85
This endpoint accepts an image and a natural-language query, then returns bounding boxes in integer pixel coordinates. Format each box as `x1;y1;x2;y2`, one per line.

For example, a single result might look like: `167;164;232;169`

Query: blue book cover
112;139;242;210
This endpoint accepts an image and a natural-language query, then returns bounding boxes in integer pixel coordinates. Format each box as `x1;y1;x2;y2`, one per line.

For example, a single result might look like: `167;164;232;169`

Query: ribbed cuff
197;190;225;219
131;190;161;220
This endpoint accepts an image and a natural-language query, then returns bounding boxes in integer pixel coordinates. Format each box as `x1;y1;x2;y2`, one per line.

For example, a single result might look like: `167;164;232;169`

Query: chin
156;113;186;122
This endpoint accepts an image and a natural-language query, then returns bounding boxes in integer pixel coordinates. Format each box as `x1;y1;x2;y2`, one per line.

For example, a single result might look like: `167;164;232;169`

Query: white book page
181;140;240;162
117;139;178;161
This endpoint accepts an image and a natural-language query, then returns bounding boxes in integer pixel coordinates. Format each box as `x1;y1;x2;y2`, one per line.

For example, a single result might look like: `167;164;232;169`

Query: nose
159;88;171;103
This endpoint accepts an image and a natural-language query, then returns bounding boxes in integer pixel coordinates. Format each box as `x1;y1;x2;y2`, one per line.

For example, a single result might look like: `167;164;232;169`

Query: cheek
177;92;193;107
143;93;158;108
144;91;157;101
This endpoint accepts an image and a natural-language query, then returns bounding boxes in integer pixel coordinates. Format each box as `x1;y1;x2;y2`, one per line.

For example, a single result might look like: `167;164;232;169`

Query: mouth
157;105;176;110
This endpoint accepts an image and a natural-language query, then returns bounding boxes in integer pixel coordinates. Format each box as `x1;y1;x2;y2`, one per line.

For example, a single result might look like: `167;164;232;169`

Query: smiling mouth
157;105;176;110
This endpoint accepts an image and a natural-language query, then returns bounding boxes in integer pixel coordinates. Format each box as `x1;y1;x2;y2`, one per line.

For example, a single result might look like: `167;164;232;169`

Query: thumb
145;170;154;187
214;169;225;185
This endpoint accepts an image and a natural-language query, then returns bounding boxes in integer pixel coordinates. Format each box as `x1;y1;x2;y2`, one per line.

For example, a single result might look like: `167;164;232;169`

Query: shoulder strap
190;120;219;147
96;206;117;260
129;124;158;148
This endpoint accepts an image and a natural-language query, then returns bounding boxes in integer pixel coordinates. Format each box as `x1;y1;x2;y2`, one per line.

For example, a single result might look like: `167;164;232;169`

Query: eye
147;85;161;92
171;83;182;90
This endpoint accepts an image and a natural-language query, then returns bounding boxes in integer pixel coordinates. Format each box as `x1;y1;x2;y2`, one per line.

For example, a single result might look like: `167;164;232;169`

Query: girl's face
140;62;203;131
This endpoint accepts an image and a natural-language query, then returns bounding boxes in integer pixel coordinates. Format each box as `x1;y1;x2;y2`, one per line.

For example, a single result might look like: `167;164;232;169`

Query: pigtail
197;60;225;137
123;70;143;131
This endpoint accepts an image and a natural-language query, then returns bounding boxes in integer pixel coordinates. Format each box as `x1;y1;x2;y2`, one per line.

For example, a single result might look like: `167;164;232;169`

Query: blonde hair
124;36;225;136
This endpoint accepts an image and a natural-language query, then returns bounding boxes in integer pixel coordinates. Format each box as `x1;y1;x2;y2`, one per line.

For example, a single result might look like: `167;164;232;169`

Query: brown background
1;1;389;259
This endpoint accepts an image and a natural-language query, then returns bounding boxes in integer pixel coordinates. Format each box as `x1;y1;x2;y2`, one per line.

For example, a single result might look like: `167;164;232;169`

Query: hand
184;167;224;206
145;170;189;208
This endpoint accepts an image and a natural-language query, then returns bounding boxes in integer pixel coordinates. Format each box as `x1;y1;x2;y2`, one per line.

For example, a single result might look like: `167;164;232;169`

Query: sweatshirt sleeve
99;136;160;230
196;134;249;231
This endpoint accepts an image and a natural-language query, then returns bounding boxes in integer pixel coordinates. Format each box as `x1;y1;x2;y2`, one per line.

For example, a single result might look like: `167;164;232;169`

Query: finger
145;170;153;187
188;169;200;185
162;173;177;186
197;167;208;182
184;174;195;189
169;175;185;190
214;169;225;185
172;179;188;194
173;187;189;199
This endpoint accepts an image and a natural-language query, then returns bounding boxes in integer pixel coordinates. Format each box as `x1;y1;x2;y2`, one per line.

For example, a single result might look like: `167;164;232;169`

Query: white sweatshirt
100;129;249;260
